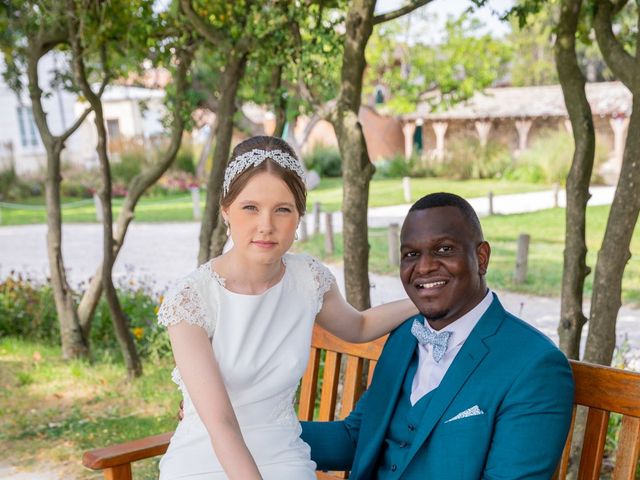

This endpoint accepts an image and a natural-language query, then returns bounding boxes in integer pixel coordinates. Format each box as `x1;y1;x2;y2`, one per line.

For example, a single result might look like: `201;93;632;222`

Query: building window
16;106;39;147
107;119;121;140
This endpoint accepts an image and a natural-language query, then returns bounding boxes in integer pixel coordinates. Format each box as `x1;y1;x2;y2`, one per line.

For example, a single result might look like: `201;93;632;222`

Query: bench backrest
83;324;640;480
553;361;640;480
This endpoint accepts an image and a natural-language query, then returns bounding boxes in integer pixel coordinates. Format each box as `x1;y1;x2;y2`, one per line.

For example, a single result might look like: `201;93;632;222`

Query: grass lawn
293;204;640;306
307;177;547;212
0;178;547;225
0;338;180;479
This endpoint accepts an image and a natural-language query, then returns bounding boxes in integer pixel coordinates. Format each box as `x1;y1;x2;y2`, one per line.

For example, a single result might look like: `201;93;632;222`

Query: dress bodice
157;253;335;479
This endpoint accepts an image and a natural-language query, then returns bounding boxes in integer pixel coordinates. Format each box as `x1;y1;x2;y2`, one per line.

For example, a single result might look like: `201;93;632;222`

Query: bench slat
299;347;321;421
572;361;640;416
579;408;609;479
612;416;640;480
340;356;363;419
319;351;341;421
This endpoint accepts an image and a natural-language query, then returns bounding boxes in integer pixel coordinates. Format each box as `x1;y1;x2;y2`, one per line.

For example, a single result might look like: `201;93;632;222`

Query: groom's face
400;206;490;329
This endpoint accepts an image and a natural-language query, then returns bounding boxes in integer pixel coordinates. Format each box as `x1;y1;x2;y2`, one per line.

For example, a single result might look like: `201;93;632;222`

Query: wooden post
313;202;321;235
402;177;411;203
93;193;103;222
488;191;494;216
324;212;334;255
514;233;530;284
298;216;308;242
190;187;201;220
388;223;400;267
552;183;560;208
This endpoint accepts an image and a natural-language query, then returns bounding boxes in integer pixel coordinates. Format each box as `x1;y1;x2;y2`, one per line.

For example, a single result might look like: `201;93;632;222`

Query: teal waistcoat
377;351;436;479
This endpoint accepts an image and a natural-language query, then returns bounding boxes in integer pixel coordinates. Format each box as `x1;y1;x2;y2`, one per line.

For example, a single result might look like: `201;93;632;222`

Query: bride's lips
252;240;278;248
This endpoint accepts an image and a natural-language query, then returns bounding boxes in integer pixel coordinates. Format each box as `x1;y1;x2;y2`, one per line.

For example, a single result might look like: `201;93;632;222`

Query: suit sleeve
483;347;575;479
300;387;371;471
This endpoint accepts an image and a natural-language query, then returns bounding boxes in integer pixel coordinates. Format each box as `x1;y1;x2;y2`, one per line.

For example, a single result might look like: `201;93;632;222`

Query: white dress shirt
410;290;494;405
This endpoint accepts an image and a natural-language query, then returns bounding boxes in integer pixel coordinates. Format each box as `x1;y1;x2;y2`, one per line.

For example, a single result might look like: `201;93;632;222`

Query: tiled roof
405;81;631;121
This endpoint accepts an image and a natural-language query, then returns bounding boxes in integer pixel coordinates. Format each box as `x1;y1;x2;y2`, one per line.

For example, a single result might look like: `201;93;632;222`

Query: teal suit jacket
301;294;575;479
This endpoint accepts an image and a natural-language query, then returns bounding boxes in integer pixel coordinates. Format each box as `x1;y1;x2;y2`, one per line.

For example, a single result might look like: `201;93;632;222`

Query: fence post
190;187;201;220
487;191;494;216
313;201;321;235
388;223;400;267
324;212;334;255
552;183;560;208
93;193;103;222
402;177;411;203
298;216;308;242
514;233;530;284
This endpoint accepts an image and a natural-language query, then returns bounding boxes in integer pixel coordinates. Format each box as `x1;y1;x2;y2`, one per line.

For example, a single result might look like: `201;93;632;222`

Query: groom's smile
399;206;490;329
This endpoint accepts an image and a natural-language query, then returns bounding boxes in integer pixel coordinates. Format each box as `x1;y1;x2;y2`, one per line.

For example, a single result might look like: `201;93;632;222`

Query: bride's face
223;171;300;265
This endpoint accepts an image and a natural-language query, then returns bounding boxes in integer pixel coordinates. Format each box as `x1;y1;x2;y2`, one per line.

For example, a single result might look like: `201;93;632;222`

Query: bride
158;136;417;479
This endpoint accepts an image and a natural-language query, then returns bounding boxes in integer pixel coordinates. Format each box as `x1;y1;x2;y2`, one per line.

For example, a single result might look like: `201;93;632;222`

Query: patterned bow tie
411;319;452;363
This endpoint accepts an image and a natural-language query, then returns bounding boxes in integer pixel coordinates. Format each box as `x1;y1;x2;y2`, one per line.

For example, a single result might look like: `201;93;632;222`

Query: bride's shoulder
285;253;335;292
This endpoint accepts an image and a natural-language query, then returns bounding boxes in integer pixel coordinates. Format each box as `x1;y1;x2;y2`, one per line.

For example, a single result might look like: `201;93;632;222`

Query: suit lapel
354;317;418;477
396;295;506;478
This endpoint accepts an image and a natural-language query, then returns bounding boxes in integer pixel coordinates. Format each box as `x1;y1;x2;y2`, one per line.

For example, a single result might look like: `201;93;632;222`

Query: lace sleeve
157;276;215;337
306;256;336;314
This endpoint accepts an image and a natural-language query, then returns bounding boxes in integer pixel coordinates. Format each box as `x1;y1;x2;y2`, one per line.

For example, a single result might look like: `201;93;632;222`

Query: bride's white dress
157;253;334;479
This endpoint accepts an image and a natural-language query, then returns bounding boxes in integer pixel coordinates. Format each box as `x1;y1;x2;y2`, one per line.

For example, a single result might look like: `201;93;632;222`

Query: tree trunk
210;214;228;258
584;1;640;366
271;64;287;138
330;0;377;310
45;143;90;359
26;36;89;359
78;49;193;338
198;52;248;264
68;13;142;378
554;0;595;360
584;79;640;365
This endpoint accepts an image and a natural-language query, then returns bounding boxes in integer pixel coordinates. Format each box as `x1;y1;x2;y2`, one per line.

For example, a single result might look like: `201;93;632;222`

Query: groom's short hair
409;192;484;240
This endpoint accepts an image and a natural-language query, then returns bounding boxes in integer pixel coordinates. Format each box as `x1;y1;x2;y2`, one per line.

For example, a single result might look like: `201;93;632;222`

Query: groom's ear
476;241;491;276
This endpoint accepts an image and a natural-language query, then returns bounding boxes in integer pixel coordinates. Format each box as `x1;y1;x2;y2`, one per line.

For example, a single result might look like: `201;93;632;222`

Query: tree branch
373;0;432;25
179;0;225;45
59;106;92;143
594;0;634;88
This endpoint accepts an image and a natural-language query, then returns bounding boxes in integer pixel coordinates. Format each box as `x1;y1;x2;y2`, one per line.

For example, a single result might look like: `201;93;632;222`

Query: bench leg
103;464;132;480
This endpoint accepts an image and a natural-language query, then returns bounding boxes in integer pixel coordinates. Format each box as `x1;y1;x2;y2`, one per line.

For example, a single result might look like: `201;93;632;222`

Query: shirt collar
423;289;493;348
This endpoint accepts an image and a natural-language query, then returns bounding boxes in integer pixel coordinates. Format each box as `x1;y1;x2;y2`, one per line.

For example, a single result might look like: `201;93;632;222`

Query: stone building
402;82;632;182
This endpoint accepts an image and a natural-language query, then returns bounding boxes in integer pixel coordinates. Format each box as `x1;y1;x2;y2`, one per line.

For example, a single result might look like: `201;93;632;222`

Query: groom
300;192;575;479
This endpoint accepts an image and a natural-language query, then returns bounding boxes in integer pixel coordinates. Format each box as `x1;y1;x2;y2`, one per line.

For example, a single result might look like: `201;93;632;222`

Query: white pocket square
445;405;485;423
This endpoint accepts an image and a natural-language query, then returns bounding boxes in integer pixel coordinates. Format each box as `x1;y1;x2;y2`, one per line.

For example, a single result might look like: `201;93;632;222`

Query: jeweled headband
222;148;306;196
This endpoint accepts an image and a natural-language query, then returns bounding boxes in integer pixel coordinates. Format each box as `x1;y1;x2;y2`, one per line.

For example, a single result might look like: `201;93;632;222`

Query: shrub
0;167;39;201
0;273;169;360
504;130;573;185
111;151;144;185
0;273;59;343
374;154;433;179
174;147;196;175
303;144;342;177
440;137;512;180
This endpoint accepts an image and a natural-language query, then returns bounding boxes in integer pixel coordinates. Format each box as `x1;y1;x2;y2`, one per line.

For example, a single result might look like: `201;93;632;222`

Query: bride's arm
315;283;418;343
168;322;262;480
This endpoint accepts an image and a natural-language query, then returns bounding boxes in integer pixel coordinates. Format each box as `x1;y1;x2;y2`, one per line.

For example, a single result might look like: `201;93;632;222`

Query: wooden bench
83;325;640;480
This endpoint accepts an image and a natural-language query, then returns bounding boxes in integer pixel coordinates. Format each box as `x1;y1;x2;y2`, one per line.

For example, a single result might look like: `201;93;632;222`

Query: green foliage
174;147;196;175
503;130;606;185
364;11;512;115
0;167;38;200
0;273;58;344
303;144;342;177
373;154;430;179
0;273;169;360
436;138;512;180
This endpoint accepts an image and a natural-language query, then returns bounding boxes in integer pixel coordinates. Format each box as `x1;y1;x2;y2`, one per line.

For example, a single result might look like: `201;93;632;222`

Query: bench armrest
82;431;173;470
